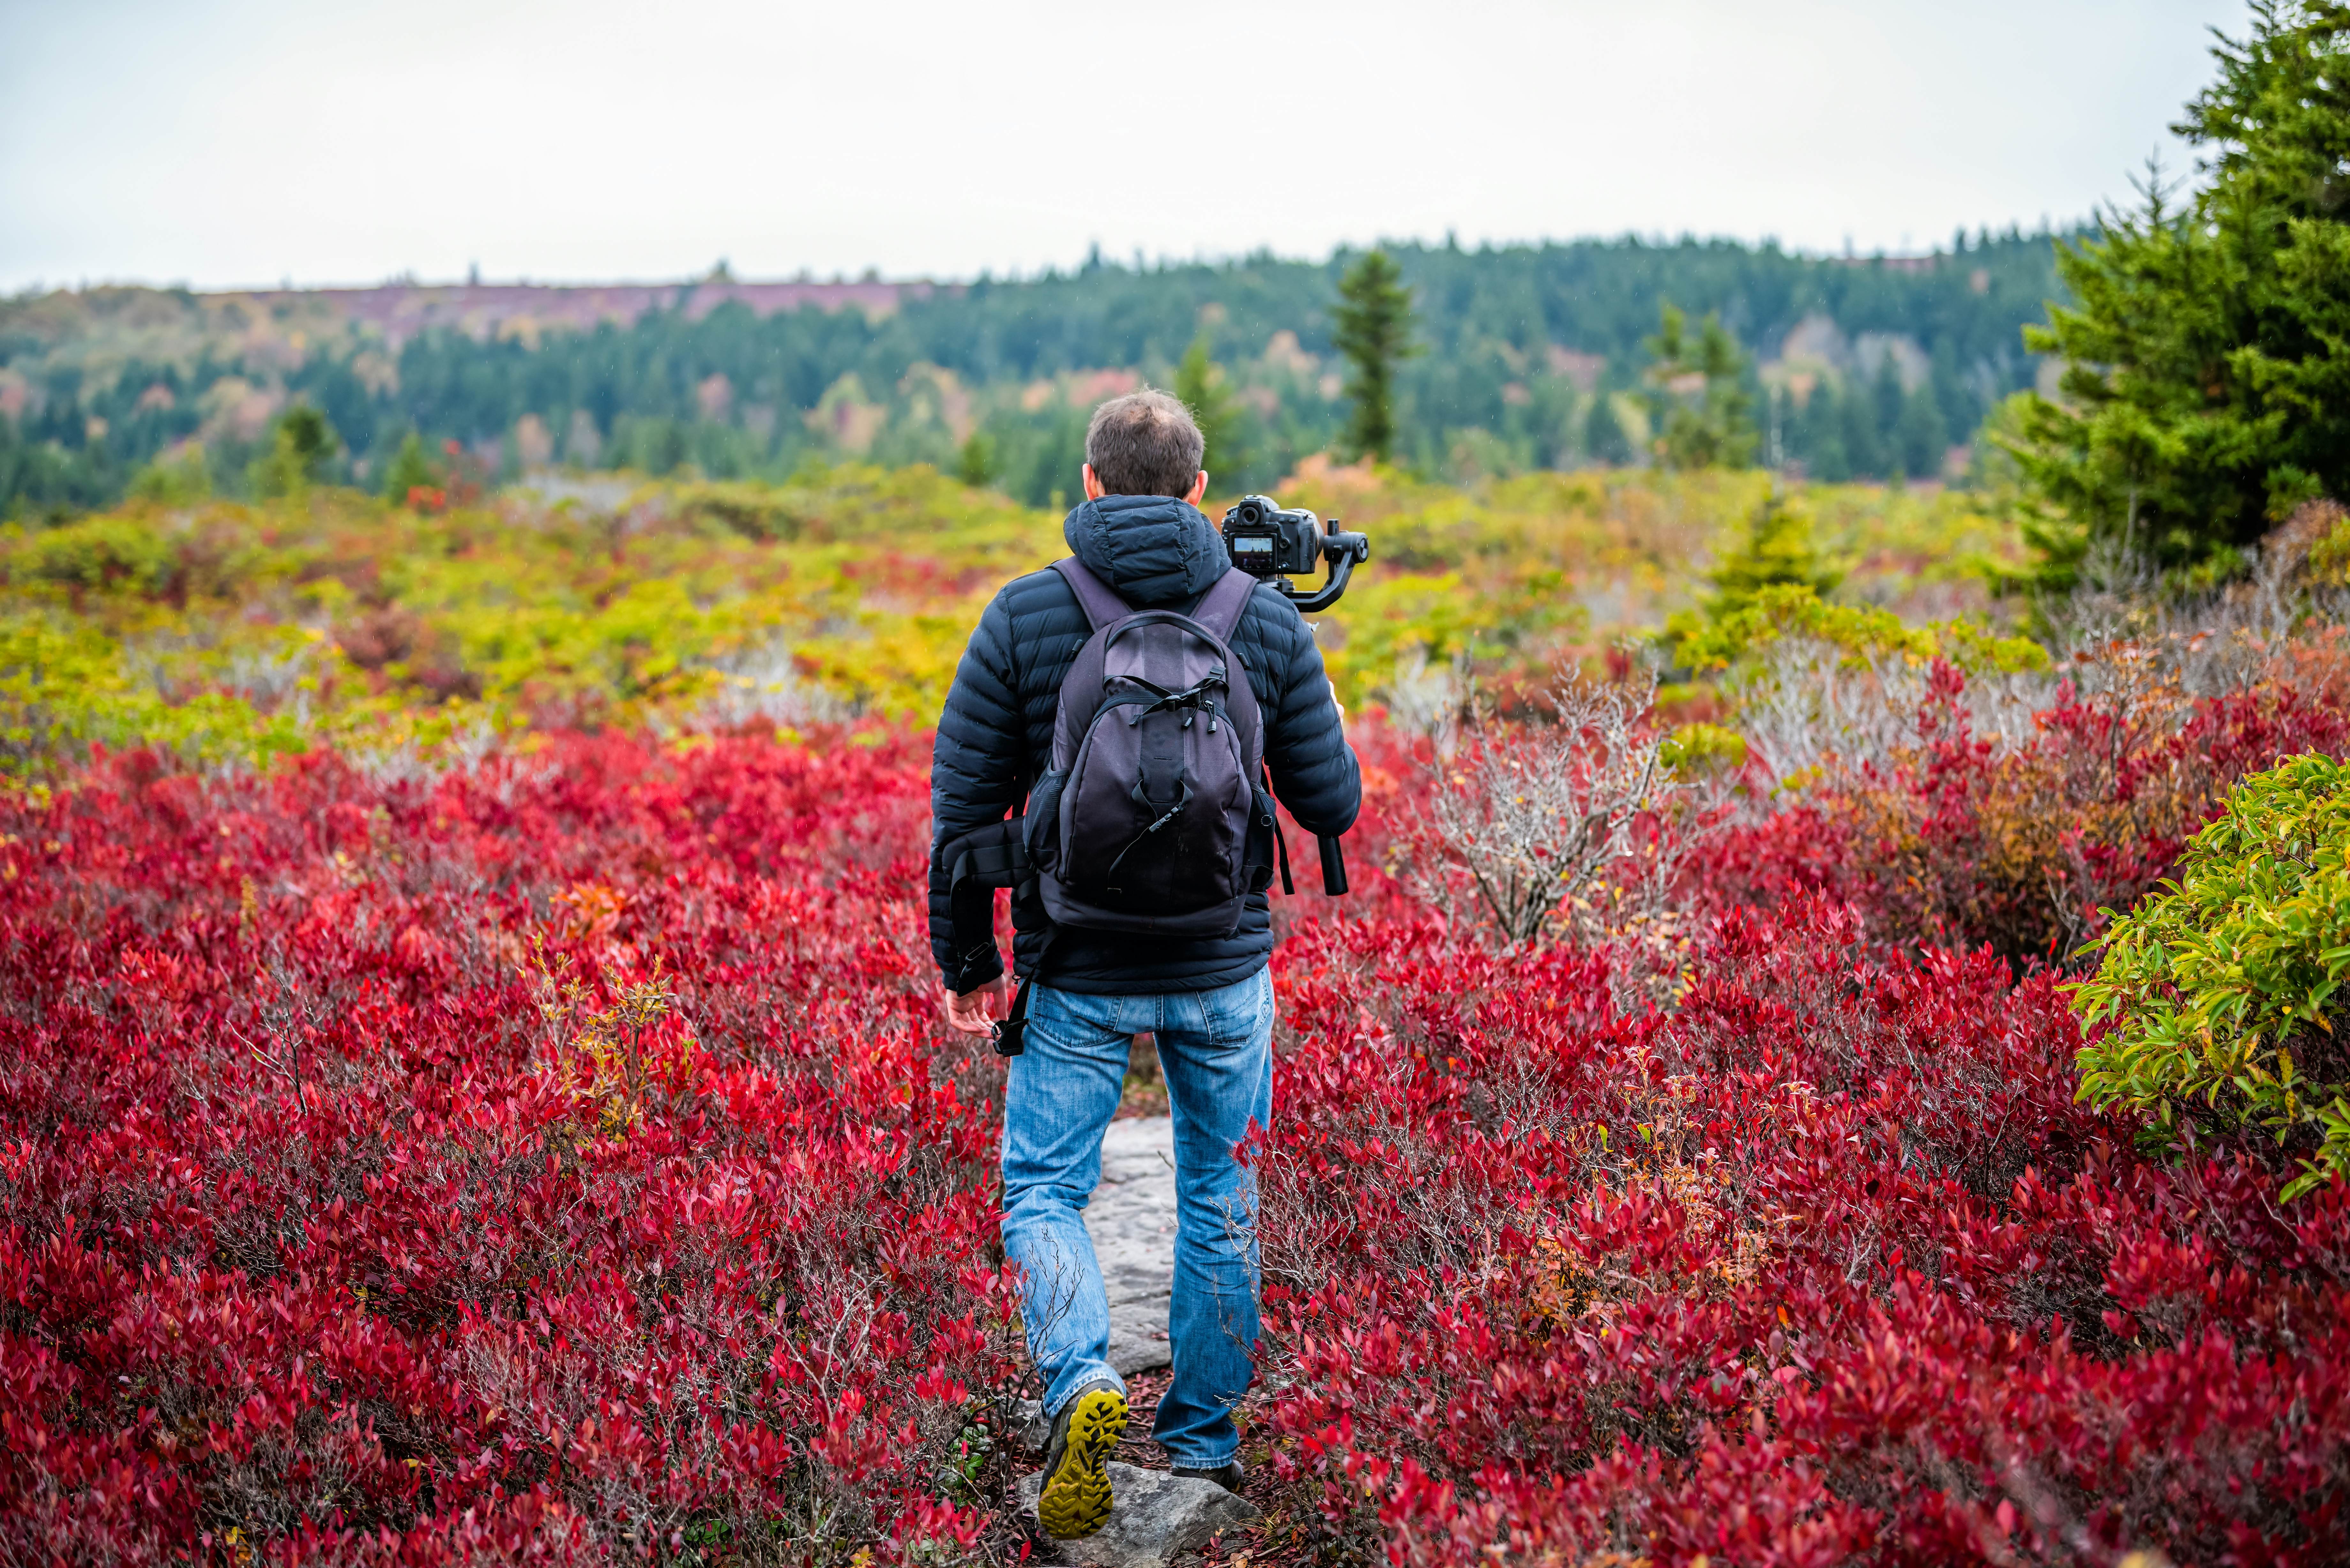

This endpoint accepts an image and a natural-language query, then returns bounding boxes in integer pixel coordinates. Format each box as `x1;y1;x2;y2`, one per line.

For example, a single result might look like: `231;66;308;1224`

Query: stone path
1016;1116;1263;1566
1088;1115;1177;1376
1017;1463;1259;1568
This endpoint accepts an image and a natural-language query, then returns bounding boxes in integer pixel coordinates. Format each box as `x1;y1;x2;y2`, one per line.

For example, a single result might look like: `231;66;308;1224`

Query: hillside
1;231;2068;517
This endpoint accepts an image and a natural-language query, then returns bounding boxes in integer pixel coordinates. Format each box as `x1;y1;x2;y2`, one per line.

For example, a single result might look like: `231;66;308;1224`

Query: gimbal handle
1317;834;1350;896
1284;528;1371;614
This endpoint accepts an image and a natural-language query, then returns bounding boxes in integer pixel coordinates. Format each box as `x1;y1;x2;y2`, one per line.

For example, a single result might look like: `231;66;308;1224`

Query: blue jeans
1001;968;1274;1468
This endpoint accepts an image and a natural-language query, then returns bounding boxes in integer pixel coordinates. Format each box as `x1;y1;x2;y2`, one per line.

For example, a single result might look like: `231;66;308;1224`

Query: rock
1105;1293;1172;1376
1017;1462;1259;1567
1087;1117;1177;1374
1015;1398;1050;1453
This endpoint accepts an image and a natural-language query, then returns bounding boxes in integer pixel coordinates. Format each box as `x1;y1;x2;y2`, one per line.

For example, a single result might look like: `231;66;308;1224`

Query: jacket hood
1063;494;1225;607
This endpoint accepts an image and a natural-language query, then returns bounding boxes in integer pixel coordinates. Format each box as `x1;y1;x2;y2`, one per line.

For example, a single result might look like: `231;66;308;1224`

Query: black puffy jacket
929;494;1362;995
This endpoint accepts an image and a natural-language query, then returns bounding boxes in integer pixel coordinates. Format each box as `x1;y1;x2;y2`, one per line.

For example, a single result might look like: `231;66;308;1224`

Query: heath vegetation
8;5;2350;1563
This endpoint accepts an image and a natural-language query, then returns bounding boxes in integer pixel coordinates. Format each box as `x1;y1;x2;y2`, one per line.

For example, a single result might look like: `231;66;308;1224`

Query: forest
0;227;2067;516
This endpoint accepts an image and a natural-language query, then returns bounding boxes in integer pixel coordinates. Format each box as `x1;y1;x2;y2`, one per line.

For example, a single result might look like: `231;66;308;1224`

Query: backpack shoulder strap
1051;557;1131;633
1185;568;1268;770
1193;567;1257;642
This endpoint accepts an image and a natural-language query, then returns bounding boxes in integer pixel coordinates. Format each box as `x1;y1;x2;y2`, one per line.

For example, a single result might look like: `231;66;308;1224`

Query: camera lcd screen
1232;536;1273;554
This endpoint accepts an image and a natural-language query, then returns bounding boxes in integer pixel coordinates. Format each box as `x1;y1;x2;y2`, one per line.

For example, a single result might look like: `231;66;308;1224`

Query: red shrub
1252;897;2350;1566
0;731;1020;1561
5;695;2347;1563
1701;652;2350;967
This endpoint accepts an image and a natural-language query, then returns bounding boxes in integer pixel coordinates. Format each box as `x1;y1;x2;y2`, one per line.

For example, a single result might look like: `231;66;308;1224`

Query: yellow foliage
0;462;2026;779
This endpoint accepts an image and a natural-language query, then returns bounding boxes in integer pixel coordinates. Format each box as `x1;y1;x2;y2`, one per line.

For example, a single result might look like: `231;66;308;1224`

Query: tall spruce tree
1896;379;1952;479
1584;392;1636;466
1174;335;1249;486
2012;1;2350;581
1331;250;1418;462
1842;378;1885;479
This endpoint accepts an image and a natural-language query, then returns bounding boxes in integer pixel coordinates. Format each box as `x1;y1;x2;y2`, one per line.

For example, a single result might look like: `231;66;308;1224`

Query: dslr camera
1219;495;1370;613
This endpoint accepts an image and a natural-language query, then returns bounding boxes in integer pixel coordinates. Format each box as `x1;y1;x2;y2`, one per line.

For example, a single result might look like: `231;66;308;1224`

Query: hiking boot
1037;1381;1128;1539
1173;1460;1244;1494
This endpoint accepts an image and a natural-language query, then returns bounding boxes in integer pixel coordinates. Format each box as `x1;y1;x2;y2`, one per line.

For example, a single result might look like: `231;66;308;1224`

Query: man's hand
942;976;1009;1038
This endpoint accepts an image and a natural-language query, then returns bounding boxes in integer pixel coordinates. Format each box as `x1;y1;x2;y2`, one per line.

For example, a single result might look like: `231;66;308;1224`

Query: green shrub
1667;581;2048;678
2074;752;2350;1198
5;515;177;594
1659;720;1748;775
128;445;213;506
1702;491;1843;615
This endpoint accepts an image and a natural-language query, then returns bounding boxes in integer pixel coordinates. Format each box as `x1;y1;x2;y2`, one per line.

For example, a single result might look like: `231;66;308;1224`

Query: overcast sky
1;0;2246;293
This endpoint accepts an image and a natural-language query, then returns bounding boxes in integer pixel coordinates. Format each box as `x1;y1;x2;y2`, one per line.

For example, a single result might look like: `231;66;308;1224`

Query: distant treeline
1;230;2067;516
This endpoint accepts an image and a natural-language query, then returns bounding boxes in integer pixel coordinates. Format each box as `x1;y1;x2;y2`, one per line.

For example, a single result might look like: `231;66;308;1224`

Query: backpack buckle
990;976;1036;1057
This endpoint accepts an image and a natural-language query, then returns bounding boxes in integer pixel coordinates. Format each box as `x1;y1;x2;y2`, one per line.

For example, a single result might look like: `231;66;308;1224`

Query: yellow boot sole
1037;1387;1128;1539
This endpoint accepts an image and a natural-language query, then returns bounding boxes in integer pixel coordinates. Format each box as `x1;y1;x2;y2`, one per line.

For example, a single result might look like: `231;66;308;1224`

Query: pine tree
1641;303;1759;470
1708;491;1844;615
1804;385;1853;482
1869;356;1907;471
1584;393;1635;467
954;432;994;490
249;406;338;499
2010;1;2350;581
1174;335;1249;485
1842;376;1885;480
1896;378;1951;479
1331;250;1419;463
383;432;440;503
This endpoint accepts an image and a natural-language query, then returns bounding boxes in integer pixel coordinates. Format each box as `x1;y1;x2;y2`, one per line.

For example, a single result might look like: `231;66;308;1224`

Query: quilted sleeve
1259;599;1362;839
929;589;1026;990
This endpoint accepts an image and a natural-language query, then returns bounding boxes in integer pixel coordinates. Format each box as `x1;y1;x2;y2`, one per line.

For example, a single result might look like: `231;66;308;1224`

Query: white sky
1;0;2246;293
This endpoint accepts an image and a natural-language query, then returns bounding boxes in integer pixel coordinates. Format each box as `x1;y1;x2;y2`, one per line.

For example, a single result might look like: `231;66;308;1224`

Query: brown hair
1084;388;1205;498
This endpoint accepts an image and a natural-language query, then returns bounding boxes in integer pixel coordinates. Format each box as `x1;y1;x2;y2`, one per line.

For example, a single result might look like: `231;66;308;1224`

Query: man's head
1082;388;1207;505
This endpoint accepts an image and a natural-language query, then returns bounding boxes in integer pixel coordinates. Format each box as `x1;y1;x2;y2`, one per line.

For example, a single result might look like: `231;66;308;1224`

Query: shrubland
0;464;2015;781
5;466;2350;1564
1;730;1024;1562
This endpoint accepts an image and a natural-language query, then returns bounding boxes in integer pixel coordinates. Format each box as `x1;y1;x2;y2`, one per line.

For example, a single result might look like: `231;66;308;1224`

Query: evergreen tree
2010;1;2350;580
954;433;994;490
1842;376;1886;479
1708;490;1844;615
382;432;441;503
249;405;339;499
1896;379;1951;479
1869;355;1907;473
1804;386;1853;482
1661;488;1846;669
1173;335;1249;485
1331;250;1419;462
1641;302;1758;470
1583;393;1635;467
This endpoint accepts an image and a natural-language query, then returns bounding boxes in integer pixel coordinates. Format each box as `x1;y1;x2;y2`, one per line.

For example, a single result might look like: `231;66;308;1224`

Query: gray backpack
1025;557;1279;937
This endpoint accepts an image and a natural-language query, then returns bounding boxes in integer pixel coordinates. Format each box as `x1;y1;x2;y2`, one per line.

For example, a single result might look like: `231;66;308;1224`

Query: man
929;389;1359;1539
